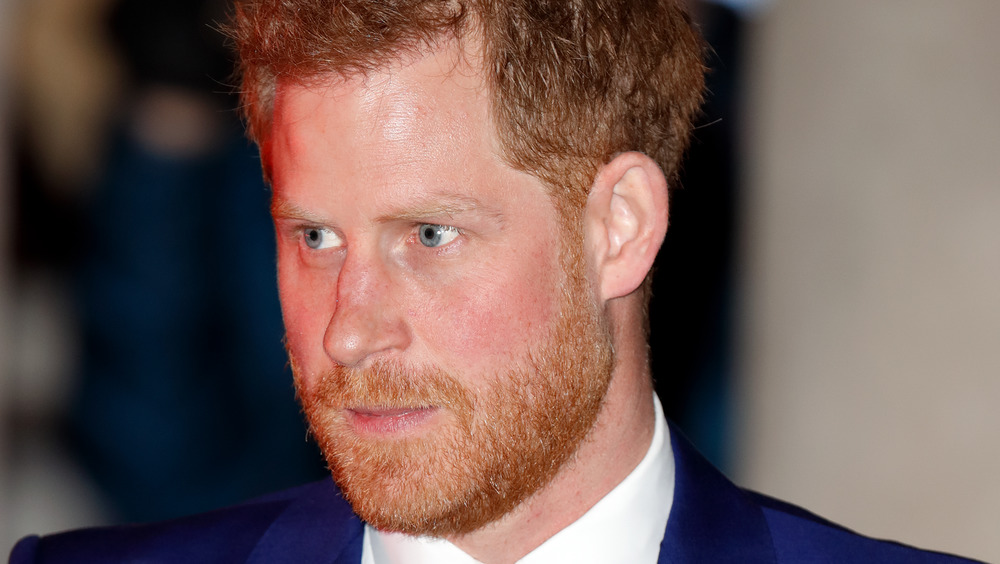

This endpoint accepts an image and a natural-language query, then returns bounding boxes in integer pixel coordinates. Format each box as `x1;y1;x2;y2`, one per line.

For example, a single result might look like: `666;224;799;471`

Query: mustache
298;359;475;413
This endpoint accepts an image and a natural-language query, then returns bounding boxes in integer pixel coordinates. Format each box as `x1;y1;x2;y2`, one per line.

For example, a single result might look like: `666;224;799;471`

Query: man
9;0;981;562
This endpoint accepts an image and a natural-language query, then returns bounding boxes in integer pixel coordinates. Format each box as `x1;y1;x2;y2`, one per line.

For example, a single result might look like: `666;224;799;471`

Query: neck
448;300;656;564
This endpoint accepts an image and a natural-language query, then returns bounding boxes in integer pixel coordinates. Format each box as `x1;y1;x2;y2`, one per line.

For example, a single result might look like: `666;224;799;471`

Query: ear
584;152;669;302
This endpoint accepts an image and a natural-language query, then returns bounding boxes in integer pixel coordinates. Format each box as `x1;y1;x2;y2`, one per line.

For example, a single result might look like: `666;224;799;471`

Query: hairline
258;32;584;213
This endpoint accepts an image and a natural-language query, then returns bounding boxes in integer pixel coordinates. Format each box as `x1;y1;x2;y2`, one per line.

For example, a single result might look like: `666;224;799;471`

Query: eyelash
298;226;343;251
290;223;463;252
417;223;461;248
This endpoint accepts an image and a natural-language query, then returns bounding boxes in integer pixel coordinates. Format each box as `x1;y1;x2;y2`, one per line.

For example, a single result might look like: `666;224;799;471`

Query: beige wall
737;2;1000;562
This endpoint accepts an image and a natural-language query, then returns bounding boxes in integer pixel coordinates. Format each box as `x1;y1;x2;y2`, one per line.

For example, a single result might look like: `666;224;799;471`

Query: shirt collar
363;394;674;564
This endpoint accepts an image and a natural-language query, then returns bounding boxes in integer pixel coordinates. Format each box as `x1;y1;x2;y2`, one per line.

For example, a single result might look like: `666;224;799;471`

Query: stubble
294;235;614;536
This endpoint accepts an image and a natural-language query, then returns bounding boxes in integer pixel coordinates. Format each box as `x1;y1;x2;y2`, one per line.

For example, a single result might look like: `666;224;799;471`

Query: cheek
421;249;562;368
277;253;337;369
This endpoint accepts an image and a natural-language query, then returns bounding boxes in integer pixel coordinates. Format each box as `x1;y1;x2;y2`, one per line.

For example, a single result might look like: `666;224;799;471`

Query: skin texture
268;41;668;564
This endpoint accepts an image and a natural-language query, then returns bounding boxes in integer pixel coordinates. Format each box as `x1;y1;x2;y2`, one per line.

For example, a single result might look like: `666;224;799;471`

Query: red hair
231;0;705;205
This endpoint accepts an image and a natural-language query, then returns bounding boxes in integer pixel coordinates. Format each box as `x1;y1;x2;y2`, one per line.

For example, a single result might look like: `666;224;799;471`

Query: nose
323;251;411;367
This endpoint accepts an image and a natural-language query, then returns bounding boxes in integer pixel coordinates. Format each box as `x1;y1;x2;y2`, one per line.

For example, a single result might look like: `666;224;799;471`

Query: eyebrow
376;194;504;225
271;193;505;226
271;197;328;224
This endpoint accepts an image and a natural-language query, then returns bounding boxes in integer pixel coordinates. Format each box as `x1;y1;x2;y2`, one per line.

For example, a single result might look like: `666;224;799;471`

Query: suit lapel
246;479;364;564
658;424;777;564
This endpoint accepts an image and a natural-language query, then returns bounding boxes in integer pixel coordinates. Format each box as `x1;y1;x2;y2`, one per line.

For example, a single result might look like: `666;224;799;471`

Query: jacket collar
246;479;364;564
658;423;777;564
244;424;778;564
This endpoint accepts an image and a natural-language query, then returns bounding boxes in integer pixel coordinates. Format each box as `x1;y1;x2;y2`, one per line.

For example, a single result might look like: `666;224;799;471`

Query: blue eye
418;224;459;248
303;227;342;250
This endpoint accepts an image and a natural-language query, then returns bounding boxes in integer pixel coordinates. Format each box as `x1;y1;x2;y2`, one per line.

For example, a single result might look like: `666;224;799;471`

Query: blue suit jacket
10;424;982;563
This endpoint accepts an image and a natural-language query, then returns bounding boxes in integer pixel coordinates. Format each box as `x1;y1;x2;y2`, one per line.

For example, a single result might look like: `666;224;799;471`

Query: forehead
267;42;498;182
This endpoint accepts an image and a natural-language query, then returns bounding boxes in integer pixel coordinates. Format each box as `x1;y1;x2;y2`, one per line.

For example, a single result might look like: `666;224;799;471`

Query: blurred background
1;0;997;562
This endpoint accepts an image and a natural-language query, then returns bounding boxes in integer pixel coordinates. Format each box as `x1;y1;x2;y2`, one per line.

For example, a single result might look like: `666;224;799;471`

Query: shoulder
9;499;287;564
663;421;981;563
747;491;984;564
9;480;362;564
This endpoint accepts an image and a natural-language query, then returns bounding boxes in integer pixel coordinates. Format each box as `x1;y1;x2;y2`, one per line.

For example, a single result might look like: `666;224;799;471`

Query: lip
347;406;439;436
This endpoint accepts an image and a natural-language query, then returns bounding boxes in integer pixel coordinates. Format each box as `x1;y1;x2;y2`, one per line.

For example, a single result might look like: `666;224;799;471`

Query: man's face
268;45;613;536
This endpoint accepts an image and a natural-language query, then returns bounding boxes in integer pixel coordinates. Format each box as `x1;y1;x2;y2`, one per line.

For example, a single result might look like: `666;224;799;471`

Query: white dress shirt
361;395;674;564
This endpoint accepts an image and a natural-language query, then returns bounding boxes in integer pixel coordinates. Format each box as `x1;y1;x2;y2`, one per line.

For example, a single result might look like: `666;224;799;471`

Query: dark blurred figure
651;2;743;470
71;0;325;523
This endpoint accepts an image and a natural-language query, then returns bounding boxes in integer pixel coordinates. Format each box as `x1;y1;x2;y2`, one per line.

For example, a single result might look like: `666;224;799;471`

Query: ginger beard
292;229;614;537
